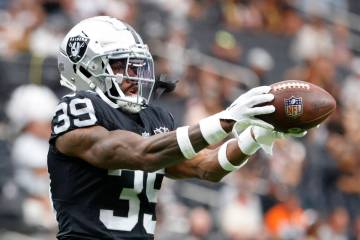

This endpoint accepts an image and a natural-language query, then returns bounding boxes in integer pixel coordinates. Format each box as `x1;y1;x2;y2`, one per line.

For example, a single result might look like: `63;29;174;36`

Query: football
257;80;336;133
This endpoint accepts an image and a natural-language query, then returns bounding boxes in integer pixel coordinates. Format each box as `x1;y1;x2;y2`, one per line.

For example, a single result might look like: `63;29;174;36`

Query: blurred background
0;0;359;239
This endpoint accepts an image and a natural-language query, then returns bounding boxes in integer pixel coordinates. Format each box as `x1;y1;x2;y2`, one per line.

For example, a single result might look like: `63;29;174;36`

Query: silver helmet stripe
124;23;143;44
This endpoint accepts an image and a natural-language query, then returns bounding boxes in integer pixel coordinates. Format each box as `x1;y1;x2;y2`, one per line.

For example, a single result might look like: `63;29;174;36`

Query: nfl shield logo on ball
285;96;303;118
66;35;90;63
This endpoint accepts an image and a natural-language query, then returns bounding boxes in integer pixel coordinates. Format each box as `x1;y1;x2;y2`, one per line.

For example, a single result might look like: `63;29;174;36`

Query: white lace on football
273;81;310;92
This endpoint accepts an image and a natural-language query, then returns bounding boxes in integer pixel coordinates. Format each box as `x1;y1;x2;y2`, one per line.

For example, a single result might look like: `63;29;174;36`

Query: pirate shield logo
284;96;303;118
66;35;90;63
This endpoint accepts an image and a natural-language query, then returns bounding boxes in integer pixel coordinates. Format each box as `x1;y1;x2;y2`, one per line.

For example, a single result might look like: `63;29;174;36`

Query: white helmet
58;16;155;113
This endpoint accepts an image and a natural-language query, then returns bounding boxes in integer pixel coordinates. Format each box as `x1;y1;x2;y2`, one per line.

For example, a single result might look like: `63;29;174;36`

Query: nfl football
257;80;336;133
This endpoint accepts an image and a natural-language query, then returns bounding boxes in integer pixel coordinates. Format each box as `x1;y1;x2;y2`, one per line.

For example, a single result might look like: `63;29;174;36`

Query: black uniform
47;91;175;239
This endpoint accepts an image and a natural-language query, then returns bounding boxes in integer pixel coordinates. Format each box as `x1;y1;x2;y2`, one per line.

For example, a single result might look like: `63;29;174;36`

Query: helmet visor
108;54;155;106
129;57;155;105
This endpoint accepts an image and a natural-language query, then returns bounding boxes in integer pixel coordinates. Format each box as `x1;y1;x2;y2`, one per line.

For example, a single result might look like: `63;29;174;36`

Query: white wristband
199;115;228;145
237;127;260;156
218;139;249;172
176;126;197;159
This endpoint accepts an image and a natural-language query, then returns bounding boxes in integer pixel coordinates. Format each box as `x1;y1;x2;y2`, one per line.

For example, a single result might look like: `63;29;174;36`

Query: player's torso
48;91;174;239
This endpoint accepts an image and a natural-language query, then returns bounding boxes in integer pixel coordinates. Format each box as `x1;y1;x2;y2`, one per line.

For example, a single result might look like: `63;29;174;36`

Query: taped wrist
199;115;228;145
237;127;260;156
218;139;249;172
176;126;197;159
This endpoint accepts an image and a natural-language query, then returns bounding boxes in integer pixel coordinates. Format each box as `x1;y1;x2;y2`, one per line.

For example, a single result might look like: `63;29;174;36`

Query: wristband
199;115;228;145
176;126;197;159
218;139;249;172
237;127;260;156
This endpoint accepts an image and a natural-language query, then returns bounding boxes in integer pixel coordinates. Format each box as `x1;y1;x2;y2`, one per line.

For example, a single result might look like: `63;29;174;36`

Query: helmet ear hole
79;66;92;78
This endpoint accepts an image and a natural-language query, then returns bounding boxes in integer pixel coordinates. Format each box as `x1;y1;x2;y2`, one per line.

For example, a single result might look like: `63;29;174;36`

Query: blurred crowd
0;0;360;239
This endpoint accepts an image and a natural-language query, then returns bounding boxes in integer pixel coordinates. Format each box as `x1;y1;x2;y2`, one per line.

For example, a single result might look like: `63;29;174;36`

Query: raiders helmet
58;16;155;113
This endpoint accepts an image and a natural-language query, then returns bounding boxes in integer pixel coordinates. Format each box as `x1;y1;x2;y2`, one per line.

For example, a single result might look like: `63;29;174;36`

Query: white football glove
219;86;275;133
249;126;307;155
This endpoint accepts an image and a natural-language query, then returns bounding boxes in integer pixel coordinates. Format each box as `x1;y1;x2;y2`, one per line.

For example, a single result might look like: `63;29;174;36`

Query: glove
250;126;307;155
219;86;275;134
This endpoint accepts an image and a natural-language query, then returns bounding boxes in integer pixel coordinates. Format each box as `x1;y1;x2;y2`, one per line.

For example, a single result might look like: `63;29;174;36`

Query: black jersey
47;91;175;240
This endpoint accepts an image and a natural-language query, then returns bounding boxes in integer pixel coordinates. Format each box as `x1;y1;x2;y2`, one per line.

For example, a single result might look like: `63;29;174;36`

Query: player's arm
165;138;250;182
55;120;235;171
165;125;307;182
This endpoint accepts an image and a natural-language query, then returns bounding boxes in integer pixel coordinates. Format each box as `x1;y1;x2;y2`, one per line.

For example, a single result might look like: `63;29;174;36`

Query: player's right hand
250;125;307;155
219;86;275;134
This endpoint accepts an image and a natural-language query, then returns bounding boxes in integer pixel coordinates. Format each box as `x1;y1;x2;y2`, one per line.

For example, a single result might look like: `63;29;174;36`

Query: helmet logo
66;35;90;63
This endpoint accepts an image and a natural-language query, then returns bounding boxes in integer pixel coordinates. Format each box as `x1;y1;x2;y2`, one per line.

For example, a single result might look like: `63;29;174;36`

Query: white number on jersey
100;169;164;234
53;98;97;134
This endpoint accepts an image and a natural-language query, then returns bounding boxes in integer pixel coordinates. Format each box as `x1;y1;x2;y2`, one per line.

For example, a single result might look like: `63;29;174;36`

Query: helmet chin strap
116;95;145;113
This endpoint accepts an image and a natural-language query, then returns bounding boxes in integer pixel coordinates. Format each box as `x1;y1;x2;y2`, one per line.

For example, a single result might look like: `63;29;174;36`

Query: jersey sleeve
49;92;99;145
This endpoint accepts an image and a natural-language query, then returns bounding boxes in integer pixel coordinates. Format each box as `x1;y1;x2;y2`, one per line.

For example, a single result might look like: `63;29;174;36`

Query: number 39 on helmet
58;16;155;113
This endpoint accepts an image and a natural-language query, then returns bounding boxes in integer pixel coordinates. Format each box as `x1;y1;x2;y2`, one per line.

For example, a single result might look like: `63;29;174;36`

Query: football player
48;16;285;239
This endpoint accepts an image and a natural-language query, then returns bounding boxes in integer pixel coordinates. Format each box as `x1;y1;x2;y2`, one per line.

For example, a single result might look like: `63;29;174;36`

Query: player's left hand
245;126;307;155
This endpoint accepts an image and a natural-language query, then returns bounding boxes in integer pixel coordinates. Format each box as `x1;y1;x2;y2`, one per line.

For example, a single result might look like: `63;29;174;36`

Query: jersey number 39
100;170;162;234
53;98;97;134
